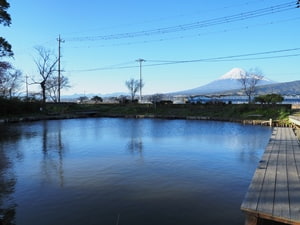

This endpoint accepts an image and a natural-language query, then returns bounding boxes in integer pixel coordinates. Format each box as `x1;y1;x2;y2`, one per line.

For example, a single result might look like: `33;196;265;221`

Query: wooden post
244;214;258;225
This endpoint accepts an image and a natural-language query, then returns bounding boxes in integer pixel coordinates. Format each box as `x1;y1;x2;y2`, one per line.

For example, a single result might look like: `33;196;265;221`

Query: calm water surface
0;118;272;225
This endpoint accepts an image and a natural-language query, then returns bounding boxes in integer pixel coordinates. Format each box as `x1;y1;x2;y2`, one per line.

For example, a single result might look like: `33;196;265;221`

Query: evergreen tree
0;0;13;57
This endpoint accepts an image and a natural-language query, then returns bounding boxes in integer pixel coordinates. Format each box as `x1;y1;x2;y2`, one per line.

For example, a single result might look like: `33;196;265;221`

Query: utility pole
136;58;145;102
57;35;64;103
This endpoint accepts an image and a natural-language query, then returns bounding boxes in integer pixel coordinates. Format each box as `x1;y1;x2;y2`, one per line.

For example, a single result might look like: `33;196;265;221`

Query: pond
0;118;272;225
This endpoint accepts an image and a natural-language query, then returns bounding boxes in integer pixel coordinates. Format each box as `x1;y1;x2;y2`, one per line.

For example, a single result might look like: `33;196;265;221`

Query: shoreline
0;113;290;127
0;103;295;128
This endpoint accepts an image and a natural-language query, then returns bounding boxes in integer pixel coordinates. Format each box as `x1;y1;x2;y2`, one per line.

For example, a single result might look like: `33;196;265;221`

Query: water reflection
40;121;65;187
0;118;272;225
0;125;17;225
0;148;16;225
127;137;143;155
125;120;144;158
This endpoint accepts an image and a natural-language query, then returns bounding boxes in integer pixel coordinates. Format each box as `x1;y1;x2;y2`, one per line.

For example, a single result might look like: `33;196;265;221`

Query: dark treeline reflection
0;120;67;225
0;124;18;225
0;146;16;225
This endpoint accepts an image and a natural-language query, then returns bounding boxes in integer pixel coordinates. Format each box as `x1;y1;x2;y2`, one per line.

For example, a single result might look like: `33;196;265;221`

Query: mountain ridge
172;68;276;95
61;68;300;99
218;80;300;96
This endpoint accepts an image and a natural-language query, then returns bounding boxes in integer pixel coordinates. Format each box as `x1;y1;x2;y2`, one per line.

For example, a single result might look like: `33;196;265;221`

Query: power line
66;1;297;42
146;48;300;64
71;61;137;72
179;53;300;62
68;47;300;72
67;16;300;49
62;0;270;37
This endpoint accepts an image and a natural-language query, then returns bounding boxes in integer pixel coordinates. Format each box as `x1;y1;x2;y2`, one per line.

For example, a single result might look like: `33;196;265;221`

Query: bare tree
0;61;12;96
7;69;22;98
91;95;103;103
34;46;58;103
46;75;70;102
239;68;264;103
78;96;88;104
125;78;143;102
0;61;23;98
150;93;164;103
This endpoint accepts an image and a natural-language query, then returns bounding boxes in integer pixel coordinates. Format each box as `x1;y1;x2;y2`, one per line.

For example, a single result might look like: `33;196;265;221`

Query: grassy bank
0;99;292;125
47;102;291;119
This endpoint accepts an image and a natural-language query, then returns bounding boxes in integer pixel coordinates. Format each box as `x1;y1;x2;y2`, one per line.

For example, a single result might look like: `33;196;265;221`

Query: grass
45;103;291;121
0;99;292;124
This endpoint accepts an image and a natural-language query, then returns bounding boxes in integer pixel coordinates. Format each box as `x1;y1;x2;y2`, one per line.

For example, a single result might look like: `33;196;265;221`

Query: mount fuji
173;68;276;95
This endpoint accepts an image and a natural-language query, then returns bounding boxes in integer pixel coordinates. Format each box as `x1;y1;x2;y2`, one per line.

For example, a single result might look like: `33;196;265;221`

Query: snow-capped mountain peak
173;68;276;95
217;68;245;80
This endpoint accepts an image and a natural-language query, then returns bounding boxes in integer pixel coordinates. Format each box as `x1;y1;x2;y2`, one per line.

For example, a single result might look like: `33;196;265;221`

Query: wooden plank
289;116;300;127
241;167;266;212
242;127;300;225
288;130;300;223
244;213;258;225
241;130;276;212
273;131;290;220
256;129;279;215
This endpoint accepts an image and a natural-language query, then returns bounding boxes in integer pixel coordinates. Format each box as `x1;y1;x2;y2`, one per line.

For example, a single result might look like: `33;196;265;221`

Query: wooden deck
241;127;300;225
290;116;300;128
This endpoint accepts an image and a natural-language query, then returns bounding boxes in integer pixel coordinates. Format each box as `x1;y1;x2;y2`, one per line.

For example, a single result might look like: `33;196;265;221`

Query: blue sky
2;0;300;95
